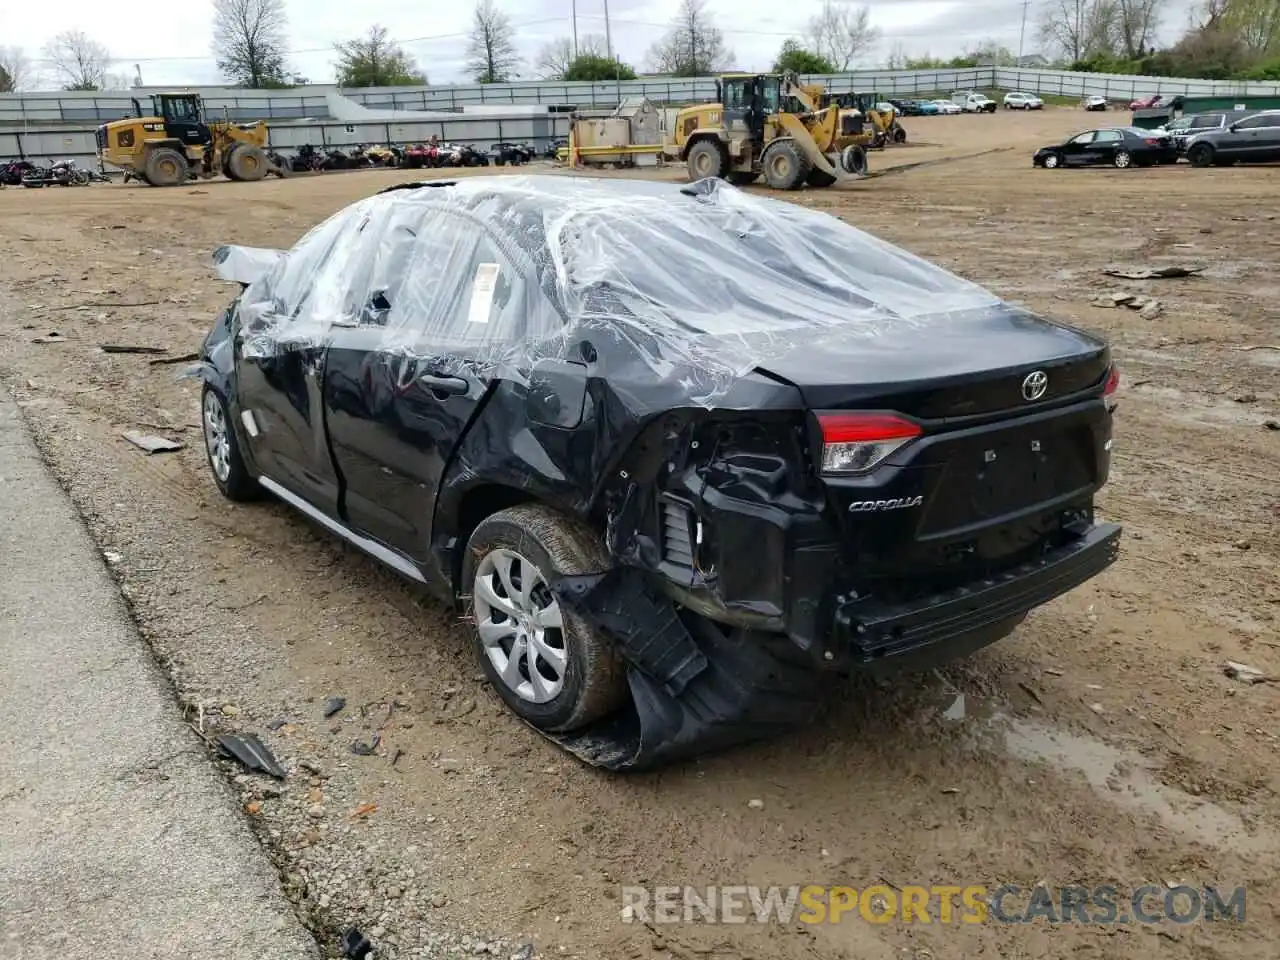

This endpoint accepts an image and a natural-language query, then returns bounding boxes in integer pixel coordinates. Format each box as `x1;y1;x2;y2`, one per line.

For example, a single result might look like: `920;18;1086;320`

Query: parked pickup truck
953;91;998;113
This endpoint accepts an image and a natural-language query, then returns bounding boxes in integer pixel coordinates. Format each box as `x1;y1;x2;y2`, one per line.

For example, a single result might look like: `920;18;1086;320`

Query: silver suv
1183;109;1280;167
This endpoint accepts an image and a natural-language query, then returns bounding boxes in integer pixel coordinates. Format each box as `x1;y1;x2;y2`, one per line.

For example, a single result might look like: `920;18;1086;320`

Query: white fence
5;66;1279;127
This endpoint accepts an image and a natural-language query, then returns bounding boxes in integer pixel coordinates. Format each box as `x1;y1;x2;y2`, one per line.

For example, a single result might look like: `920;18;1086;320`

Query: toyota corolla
198;175;1122;770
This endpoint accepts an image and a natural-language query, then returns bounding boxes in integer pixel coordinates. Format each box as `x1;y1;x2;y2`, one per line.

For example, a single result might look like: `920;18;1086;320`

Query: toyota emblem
1021;370;1048;402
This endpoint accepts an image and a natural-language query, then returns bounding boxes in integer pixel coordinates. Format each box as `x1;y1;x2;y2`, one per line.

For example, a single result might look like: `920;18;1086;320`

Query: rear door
1088;129;1123;163
322;203;557;563
1250;113;1280;159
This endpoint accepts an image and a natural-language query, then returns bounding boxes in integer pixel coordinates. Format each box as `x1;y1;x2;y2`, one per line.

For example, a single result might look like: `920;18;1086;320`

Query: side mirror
1228;122;1239;132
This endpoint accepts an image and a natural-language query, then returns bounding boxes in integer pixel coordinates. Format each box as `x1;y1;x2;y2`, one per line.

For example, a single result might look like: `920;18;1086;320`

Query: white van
951;91;997;113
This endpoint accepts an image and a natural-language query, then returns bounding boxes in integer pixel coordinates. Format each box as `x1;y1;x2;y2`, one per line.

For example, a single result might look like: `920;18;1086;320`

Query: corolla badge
1021;370;1049;402
848;496;923;513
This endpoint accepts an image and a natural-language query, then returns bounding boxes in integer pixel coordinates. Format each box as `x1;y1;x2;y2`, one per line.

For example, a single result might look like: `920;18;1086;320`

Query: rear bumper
833;522;1122;669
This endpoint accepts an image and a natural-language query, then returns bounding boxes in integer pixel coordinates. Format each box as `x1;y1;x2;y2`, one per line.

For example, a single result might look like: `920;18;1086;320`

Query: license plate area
921;426;1095;535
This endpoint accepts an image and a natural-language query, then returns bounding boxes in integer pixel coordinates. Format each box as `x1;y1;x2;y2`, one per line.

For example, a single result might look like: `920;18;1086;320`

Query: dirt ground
2;107;1278;960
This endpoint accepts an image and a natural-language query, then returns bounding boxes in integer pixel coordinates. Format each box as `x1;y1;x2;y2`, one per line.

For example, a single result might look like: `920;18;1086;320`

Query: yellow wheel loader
95;93;287;187
668;73;868;191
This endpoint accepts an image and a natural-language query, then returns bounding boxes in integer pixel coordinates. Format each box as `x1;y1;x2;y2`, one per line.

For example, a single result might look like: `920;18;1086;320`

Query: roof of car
232;174;1006;404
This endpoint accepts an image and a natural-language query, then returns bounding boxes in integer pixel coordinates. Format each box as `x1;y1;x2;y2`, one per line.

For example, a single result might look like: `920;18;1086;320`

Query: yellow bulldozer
95;92;286;187
667;72;869;190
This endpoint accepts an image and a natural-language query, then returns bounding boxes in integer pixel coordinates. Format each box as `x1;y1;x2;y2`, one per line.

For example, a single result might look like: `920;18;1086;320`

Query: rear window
549;189;999;339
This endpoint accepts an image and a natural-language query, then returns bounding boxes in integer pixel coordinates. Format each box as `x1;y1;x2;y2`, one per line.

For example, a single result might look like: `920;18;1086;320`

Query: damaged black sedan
199;175;1122;770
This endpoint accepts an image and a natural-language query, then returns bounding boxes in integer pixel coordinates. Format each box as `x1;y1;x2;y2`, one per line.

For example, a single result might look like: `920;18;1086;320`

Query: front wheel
201;386;261;501
1042;152;1062;169
1187;144;1214;168
464;505;627;732
685;139;726;180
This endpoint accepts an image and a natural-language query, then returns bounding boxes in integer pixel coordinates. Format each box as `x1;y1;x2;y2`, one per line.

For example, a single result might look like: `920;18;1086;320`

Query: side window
1190;115;1218;129
1094;130;1121;143
1255;114;1280;128
1070;132;1095;144
247;203;371;330
1235;115;1265;129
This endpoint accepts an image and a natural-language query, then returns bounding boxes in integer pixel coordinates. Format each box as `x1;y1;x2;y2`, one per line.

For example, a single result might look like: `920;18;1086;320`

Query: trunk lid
755;306;1114;598
755;304;1110;418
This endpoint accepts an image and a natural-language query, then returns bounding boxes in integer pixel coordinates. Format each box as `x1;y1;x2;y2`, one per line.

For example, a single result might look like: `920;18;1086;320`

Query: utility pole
572;0;579;58
603;0;621;104
1017;0;1032;62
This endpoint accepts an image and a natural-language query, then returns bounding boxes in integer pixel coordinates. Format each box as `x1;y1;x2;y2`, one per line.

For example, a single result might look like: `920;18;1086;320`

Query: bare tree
212;0;291;87
535;34;606;79
1223;0;1280;54
0;46;31;92
646;0;733;76
807;1;879;71
1115;0;1165;57
467;0;521;83
1037;0;1121;61
42;30;112;90
884;40;909;69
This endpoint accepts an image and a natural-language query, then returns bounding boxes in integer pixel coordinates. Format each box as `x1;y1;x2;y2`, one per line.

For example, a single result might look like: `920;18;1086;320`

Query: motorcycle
291;144;324;173
0;160;36;186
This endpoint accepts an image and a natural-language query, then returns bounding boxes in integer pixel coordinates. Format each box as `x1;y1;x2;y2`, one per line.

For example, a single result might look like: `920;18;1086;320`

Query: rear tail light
817;413;921;475
1103;364;1120;396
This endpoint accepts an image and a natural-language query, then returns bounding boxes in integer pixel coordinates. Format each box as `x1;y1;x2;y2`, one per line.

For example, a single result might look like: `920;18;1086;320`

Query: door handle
417;372;469;396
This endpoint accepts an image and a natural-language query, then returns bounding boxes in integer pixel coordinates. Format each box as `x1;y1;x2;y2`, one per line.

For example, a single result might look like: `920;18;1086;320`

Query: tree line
2;0;1278;94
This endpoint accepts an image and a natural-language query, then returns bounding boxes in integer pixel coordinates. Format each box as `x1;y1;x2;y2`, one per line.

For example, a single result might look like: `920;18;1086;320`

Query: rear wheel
761;139;809;190
891;124;907;143
686;139;727;181
464;505;626;732
228;144;268;182
1113;150;1132;169
143;147;188;187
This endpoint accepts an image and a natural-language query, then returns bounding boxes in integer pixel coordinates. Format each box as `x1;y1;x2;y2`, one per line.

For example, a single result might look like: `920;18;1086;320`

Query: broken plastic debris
323;696;346;718
122;430;185;454
99;344;168;355
350;735;381;756
1104;265;1204;280
1224;661;1267;684
216;733;287;779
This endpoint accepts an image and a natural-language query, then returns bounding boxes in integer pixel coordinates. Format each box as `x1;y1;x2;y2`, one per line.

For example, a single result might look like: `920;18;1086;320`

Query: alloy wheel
202;390;231;483
472;548;567;704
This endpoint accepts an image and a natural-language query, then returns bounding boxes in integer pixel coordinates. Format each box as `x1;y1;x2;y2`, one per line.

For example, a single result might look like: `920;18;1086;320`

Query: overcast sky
5;0;1202;89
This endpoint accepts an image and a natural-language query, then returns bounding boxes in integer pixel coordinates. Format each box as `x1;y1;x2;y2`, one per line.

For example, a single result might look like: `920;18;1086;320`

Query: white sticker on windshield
468;262;500;324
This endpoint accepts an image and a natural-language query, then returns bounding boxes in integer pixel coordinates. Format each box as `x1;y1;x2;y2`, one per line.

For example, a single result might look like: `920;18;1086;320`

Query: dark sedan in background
1034;127;1177;169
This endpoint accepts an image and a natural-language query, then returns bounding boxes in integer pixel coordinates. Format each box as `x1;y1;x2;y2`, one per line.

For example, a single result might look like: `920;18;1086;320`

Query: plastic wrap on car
226;174;1007;409
212;244;286;287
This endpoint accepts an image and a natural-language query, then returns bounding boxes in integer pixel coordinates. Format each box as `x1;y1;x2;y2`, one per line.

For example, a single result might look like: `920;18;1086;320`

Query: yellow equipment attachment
95;93;286;187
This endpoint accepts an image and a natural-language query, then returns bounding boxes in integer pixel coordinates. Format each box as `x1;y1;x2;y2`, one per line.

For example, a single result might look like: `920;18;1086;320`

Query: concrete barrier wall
4;67;1280;127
